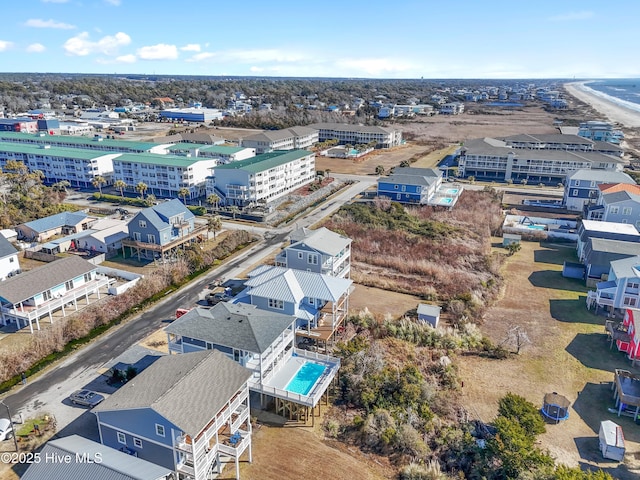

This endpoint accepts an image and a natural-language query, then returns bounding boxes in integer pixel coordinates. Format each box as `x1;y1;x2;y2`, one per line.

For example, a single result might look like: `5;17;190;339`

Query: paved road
1;177;373;432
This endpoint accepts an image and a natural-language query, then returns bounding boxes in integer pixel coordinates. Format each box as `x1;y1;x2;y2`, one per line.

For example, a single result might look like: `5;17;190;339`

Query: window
297;252;303;259
268;298;284;310
623;207;632;215
571;189;578;196
134;232;141;241
624;297;637;307
117;432;126;445
394;185;398;189
147;234;156;243
65;280;74;290
155;424;165;437
627;282;639;289
138;220;147;228
43;290;52;301
84;273;92;282
133;438;143;448
401;185;406;192
9;257;13;263
610;206;619;214
308;253;318;265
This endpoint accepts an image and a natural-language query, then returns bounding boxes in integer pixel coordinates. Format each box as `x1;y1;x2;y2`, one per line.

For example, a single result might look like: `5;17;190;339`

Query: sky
0;0;638;79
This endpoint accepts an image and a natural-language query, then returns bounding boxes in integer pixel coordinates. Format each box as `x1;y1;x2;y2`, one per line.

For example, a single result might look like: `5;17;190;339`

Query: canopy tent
541;392;570;423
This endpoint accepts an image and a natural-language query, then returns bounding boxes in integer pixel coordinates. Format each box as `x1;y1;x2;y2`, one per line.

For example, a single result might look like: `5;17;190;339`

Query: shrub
497;393;546;438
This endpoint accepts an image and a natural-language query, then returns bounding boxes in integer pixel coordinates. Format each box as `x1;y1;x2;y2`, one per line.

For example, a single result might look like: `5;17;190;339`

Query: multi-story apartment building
240;127;318;154
112;153;217;199
0;142;117;188
308;122;402;149
459;134;626;183
207;150;315;207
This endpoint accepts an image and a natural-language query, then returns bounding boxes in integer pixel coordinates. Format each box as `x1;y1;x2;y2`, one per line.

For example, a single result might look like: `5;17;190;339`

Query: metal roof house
276;227;351;278
0;255;112;333
0;255;113;333
0;235;19;281
239;265;352;345
123;199;206;261
165;302;340;415
16;211;95;242
94;350;253;480
21;435;173;480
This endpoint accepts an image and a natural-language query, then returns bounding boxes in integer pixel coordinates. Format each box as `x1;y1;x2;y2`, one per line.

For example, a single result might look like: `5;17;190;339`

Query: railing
168;339;183;353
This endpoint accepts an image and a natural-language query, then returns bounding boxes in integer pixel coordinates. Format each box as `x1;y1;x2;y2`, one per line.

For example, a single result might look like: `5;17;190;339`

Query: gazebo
541;392;571;423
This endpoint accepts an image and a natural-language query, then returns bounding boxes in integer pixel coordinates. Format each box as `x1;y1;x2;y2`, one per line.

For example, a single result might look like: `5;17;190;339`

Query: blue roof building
16;211;93;242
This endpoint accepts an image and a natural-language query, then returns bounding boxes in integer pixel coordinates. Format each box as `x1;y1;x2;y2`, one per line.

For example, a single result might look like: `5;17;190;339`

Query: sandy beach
565;81;640;128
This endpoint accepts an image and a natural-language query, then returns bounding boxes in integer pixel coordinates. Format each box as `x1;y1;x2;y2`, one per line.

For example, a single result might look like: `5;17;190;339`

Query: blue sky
0;0;637;79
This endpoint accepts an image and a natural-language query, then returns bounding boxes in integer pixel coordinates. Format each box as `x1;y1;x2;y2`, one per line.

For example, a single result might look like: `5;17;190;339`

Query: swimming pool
527;224;546;230
446;188;459;195
439;197;453;205
285;361;326;395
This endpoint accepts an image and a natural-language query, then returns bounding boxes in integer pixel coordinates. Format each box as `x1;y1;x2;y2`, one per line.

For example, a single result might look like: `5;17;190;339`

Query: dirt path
458;241;640;478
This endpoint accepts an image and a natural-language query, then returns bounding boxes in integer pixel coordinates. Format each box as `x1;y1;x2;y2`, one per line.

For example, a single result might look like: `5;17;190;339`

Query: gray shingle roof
566;169;635;183
289;227;351;257
21;211;88;234
21;435;172;480
0;256;95;305
603;190;640;204
165;303;295;353
0;235;17;259
94;350;251;437
132;199;194;231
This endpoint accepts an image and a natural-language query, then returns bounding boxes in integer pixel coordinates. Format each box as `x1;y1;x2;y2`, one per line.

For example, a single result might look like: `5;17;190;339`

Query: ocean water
581;79;640;113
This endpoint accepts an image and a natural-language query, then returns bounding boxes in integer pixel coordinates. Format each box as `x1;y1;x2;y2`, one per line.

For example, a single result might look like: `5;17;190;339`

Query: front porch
122;225;208;261
0;275;113;333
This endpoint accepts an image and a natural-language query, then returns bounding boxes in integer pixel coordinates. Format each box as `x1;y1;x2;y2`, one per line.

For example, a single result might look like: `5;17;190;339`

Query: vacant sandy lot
459;241;640;479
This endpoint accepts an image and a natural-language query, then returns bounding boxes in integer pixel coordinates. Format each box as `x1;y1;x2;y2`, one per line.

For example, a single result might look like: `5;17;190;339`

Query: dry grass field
458;241;640;479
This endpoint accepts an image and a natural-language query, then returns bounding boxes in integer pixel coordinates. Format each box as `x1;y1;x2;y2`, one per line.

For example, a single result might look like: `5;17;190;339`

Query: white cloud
187;52;215;62
181;44;201;52
26;43;46;53
0;41;14;52
41;0;69;3
63;31;131;56
334;57;417;76
548;11;594;21
187;48;306;64
115;54;136;63
104;0;122;5
25;18;76;29
136;44;178;60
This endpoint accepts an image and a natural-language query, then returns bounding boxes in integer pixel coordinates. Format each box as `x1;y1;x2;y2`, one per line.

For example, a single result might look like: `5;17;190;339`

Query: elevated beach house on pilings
0;256;113;333
94;350;253;480
164;302;340;423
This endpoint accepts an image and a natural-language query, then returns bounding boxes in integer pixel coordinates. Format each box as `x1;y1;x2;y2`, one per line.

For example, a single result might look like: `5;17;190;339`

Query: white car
0;418;14;441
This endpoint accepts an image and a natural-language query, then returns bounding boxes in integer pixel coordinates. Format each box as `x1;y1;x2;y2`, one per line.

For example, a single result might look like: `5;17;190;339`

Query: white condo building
207;150;315;206
240;127;319;154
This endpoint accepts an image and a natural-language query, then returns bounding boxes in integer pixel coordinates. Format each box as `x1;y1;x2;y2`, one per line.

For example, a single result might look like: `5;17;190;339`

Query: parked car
69;390;105;408
0;418;13;441
206;292;230;306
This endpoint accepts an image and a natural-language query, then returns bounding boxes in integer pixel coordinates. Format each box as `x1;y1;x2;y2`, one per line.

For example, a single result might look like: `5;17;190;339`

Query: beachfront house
0;235;19;281
582;237;640;287
238;265;352;345
93;350;253;480
165;302;340;418
0;256;112;333
576;220;640;263
588;256;640;313
122;199;206;260
377;167;462;207
563;170;636;212
275;227;351;278
578;121;624;144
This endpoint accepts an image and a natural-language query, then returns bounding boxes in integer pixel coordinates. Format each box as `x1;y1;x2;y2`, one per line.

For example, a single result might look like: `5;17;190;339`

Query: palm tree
207;193;220;211
92;175;106;194
207;215;222;239
135;181;148;199
229;205;240;220
178;187;190;204
114;179;127;198
52;180;70;192
375;165;385;176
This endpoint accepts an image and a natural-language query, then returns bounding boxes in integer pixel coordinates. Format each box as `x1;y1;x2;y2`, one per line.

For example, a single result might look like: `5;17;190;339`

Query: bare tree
500;325;531;354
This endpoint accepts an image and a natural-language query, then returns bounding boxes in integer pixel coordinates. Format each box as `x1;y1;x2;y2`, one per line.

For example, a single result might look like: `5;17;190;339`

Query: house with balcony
563;170;635;212
582;237;640;287
587;256;640;313
578;121;624;144
165;302;340;415
240;127;319;154
123;199;206;261
609;308;640;363
0;255;112;333
275;227;351;278
94;350;252;480
206;150;315;207
377;167;462;207
584;184;640;228
16;210;95;242
576;220;640;262
0;235;19;281
237;265;352;345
